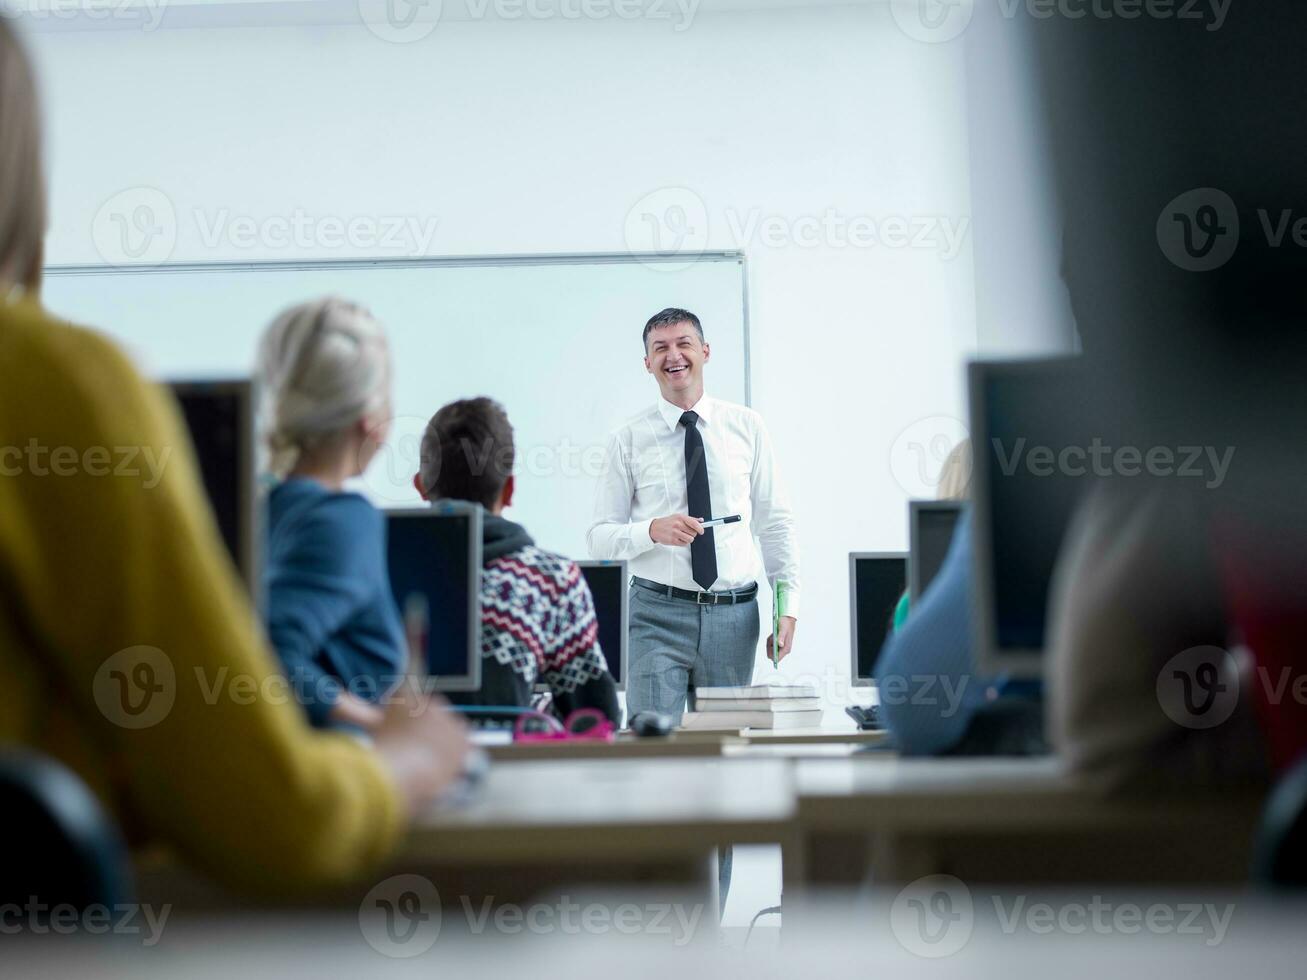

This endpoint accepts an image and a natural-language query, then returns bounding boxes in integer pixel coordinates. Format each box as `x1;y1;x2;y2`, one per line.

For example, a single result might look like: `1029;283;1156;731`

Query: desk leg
784;827;872;897
869;833;939;884
709;849;722;924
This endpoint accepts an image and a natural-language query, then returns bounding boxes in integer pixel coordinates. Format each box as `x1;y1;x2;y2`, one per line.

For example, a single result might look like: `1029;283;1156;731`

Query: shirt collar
656;393;712;433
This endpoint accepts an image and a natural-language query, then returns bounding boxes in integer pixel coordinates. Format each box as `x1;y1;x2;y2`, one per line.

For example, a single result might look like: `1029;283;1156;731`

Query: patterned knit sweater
451;515;620;723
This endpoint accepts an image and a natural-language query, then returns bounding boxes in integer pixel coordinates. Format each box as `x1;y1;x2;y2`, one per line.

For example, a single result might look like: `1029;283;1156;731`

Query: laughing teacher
587;307;801;723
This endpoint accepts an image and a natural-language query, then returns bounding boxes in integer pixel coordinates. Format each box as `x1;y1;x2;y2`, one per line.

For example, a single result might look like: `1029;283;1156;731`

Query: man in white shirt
588;307;801;722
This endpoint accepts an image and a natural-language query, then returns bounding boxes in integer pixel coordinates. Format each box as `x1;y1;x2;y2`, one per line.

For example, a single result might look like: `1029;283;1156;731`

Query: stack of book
678;684;823;731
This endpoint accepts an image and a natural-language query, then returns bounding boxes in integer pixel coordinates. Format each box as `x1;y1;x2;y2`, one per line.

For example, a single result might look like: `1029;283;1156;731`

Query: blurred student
878;441;998;757
1047;485;1269;789
257;297;411;730
0;22;468;894
414;398;620;724
1027;10;1307;793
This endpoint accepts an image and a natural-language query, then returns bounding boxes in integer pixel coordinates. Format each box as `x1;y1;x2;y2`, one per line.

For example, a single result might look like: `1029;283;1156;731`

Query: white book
679;708;825;731
696;697;822;712
694;684;818;701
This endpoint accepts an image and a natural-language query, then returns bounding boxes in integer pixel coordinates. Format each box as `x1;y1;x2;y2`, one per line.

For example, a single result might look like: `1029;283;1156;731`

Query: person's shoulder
497;545;584;589
611;403;662;437
1;302;157;420
272;482;382;538
312;490;383;534
2;300;127;362
708;397;763;427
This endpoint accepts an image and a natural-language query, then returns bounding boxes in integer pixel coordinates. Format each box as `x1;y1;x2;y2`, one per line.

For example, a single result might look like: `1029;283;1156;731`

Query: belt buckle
696;590;713;606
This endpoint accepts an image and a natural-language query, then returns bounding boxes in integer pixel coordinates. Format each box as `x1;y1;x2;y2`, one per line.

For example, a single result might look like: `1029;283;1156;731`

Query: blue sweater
263;479;405;727
873;511;994;755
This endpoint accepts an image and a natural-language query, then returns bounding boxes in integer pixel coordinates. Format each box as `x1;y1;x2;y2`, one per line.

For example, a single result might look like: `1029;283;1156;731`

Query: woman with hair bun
257;296;408;730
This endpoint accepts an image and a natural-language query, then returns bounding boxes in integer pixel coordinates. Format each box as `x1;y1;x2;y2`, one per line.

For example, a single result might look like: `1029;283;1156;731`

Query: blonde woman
892;438;971;629
934;438;973;504
874;437;990;754
257;297;408;730
0;22;467;895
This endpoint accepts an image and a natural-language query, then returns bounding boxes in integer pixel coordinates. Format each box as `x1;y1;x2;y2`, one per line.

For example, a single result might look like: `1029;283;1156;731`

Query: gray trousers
626;582;760;916
626;583;761;722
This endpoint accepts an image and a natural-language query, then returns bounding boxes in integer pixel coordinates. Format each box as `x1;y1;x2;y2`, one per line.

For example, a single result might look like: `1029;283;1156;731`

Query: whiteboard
41;254;750;560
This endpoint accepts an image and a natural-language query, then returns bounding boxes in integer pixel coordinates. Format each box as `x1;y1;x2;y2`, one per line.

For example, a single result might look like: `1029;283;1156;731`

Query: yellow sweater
0;299;403;893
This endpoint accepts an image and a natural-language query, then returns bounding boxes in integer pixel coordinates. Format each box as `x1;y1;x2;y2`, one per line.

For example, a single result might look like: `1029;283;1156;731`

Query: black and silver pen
699;515;742;528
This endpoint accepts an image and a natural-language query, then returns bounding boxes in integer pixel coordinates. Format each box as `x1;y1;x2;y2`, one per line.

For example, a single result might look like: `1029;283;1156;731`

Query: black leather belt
632;576;759;606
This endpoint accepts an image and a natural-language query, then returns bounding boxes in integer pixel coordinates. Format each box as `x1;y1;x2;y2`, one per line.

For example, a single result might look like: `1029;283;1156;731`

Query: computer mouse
461;747;490;784
436;747;491;808
628;711;674;738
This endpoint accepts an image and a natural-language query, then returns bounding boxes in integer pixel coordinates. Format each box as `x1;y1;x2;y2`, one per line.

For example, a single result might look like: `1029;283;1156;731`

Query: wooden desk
405;757;793;862
721;724;892;759
484;733;734;762
138;757;796;914
481;726;889;762
723;741;867;760
737;727;889;747
787;756;1265;891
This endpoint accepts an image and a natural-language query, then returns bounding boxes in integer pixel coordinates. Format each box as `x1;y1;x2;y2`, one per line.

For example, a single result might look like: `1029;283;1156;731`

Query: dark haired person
588;308;801;907
414;398;619;724
588;308;801;723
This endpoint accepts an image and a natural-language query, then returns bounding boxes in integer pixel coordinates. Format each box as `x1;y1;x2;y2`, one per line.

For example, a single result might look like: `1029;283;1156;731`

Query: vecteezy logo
889;0;973;44
888;415;969;499
358;0;442;44
92;646;176;730
623;187;710;272
92;187;177;266
1155;188;1240;272
356;414;428;505
359;874;441;957
1157;645;1241;730
890;874;973;958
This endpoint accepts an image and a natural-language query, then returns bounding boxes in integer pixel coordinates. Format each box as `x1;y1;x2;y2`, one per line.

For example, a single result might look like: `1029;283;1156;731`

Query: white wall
28;1;979;708
964;0;1077;356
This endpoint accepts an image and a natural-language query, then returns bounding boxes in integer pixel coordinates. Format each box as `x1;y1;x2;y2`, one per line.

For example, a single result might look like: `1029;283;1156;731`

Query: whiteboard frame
44;251;754;405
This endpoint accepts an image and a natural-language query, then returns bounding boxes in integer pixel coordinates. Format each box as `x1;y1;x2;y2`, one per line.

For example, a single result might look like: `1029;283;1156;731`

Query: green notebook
771;579;788;668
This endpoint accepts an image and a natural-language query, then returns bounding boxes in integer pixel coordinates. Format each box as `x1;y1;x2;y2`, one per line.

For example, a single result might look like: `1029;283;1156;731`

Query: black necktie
680;410;718;591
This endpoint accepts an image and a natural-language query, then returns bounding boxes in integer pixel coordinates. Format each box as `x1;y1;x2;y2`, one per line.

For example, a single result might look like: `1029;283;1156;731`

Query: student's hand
372;680;471;816
650;514;705;547
767;616;798;663
328;691;385;731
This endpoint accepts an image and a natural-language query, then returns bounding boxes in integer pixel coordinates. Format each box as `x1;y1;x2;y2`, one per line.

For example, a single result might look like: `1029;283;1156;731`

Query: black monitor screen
578;563;625;685
981;363;1086;651
853;556;907;681
912;506;961;601
170;382;250;586
386;511;478;687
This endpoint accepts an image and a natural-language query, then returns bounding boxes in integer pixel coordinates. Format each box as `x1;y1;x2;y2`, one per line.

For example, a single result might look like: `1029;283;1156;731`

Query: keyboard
845;705;885;731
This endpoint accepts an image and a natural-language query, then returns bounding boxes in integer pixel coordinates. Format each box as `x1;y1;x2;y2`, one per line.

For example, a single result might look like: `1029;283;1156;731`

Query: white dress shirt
587;394;801;616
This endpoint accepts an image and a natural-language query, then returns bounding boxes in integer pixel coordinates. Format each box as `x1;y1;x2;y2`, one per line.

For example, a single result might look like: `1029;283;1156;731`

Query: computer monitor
970;357;1086;678
385;502;482;692
909;500;963;603
849;552;907;687
167;379;260;602
576;560;629;691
